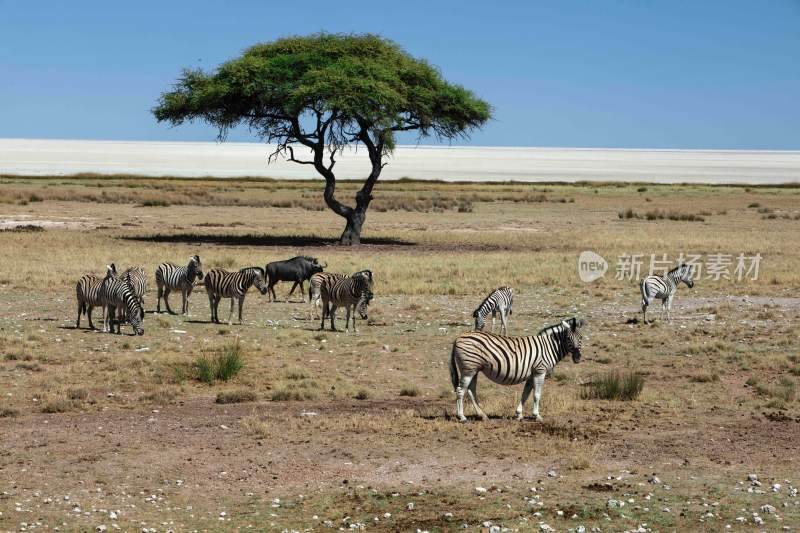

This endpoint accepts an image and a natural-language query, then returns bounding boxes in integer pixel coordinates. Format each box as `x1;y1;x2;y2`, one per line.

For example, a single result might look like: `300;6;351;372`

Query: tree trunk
339;207;366;245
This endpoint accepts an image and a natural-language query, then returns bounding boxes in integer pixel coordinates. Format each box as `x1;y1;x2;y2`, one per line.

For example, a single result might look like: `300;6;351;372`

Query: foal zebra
99;265;144;335
473;286;514;334
640;263;695;324
449;317;584;422
203;266;268;325
319;270;373;332
75;274;104;329
122;266;147;318
155;255;204;315
309;271;345;318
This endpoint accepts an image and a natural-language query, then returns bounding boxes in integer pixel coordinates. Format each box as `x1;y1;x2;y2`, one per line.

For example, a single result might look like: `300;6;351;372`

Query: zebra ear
561;320;570;330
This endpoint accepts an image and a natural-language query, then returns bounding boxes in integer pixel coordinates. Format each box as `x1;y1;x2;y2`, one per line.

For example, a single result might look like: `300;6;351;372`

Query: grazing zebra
640;263;695;324
203;266;268;325
319;270;373;332
155;255;204;315
308;271;345;318
449;317;585;422
75;274;104;330
122;266;147;318
473;286;514;334
99;265;144;335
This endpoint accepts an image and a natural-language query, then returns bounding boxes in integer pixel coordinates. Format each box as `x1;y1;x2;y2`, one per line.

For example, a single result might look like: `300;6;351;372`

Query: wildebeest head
309;257;324;275
560;318;585;363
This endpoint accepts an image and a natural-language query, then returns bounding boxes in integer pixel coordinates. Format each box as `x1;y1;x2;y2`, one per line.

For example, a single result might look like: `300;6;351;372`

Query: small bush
216;389;257;404
689;373;720;383
194;338;244;384
270;387;316;401
67;388;88;401
354;389;370;400
0;407;19;418
139;199;171;207
399;385;419;397
581;372;644;401
40;397;76;413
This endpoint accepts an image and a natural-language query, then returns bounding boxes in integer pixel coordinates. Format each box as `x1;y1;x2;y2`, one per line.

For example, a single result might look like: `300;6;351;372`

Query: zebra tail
449;343;460;392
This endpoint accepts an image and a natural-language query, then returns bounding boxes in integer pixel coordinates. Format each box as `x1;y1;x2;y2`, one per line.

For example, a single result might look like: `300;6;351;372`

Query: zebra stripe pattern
122;266;147;318
640;263;694;324
203;266;267;325
155;255;204;315
309;271;345;318
75;274;104;330
319;270;373;332
473;286;514;334
449;317;584;422
99;265;145;335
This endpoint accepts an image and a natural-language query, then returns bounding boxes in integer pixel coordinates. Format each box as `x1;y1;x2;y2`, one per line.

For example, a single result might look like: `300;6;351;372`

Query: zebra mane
667;263;692;279
240;266;265;277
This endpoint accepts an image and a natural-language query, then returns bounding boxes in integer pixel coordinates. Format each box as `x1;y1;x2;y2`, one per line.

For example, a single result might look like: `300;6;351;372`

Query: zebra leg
164;288;175;314
76;301;83;329
516;379;534;420
186;284;194;315
87;306;96;330
319;299;327;330
238;296;244;324
466;375;488;421
207;292;216;323
456;374;475;422
329;305;338;331
531;372;546;422
181;288;188;315
228;298;235;326
156;283;163;313
344;305;352;333
499;308;508;335
665;295;673;322
642;300;649;324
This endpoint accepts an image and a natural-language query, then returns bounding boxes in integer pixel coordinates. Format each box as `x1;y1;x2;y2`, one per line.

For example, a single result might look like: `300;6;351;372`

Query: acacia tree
153;33;491;244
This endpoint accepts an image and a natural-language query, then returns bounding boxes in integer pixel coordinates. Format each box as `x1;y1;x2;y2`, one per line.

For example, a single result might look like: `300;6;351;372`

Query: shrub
216;389;257;404
354;389;370;400
399;385;419;397
194;338;245;384
581;372;644;401
269;387;316;401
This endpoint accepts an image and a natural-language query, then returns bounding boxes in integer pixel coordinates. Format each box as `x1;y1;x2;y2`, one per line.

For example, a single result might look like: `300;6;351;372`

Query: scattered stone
747;474;759;482
648;475;661;484
607;499;621;509
406;502;414;511
96;526;107;532
475;487;488;494
547;470;557;478
773;483;782;492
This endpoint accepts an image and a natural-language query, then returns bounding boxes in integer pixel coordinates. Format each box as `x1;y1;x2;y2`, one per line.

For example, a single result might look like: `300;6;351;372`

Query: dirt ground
1;178;800;532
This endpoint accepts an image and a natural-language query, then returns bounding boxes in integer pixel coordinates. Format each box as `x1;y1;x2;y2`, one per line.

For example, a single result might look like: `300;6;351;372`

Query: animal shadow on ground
120;233;415;247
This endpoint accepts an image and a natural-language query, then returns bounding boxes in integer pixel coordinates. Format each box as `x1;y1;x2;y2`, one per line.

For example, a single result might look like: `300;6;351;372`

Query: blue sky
1;1;798;149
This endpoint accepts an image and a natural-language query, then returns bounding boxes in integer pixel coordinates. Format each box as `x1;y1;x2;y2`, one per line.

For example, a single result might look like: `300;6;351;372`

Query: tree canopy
154;33;492;244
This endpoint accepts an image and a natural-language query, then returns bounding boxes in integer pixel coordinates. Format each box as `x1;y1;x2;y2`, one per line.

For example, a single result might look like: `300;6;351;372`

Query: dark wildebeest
265;256;326;302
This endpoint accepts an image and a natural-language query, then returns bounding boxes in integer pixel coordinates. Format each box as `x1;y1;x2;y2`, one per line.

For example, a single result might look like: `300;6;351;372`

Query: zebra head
559;318;585;363
190;255;204;281
251;267;268;295
357;289;373;319
473;309;486;331
106;263;118;278
678;263;694;288
126;293;145;335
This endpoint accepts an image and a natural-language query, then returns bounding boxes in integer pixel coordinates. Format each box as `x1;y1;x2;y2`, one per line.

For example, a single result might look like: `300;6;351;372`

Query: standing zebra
204;266;268;325
473;286;514;334
155;255;204;315
122;266;147;318
99;265;144;335
449;317;584;422
640;263;695;324
308;271;345;318
75;274;104;330
319;270;373;332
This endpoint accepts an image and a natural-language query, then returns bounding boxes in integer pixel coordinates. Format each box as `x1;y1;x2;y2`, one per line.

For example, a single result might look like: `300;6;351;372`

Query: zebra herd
75;255;376;333
75;256;695;422
451;263;695;422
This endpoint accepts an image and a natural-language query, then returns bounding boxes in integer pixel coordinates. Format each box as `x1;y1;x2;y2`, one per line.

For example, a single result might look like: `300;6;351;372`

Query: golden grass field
1;176;800;532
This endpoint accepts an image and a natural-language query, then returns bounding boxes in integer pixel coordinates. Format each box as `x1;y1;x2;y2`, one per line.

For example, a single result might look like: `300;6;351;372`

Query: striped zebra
203;266;268;325
319;270;373;332
640;263;695;324
308;271;345;318
75;274;104;330
155;255;204;315
122;266;147;318
99;265;144;335
449;317;585;422
473;286;514;334
538;321;570;378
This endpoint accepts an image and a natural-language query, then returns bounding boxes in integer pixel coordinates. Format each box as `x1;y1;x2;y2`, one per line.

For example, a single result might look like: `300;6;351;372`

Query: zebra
538;321;571;378
308;271;345;318
99;264;144;335
319;270;373;332
122;266;147;318
155;255;204;315
640;263;695;324
75;274;104;330
203;266;268;325
473;286;514;334
449;317;585;422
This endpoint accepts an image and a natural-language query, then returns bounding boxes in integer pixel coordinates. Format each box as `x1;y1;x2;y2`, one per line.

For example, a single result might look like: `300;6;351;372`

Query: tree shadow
120;233;415;247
